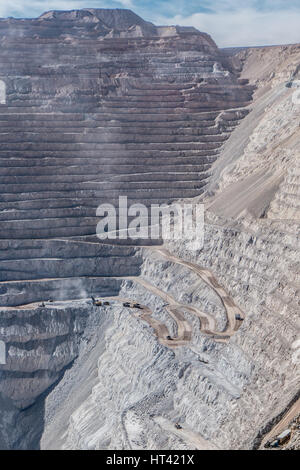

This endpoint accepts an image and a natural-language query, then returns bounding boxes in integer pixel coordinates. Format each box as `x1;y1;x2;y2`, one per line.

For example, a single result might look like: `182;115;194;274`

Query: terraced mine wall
0;10;252;298
38;42;300;451
0;9;257;449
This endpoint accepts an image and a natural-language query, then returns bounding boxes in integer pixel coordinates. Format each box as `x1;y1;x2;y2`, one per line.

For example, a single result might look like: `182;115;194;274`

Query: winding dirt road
154;416;219;450
97;246;245;348
261;397;300;448
4;246;244;349
154;247;244;333
127;247;245;347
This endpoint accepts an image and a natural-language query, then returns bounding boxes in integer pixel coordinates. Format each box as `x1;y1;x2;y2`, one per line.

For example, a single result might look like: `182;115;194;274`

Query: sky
0;0;299;47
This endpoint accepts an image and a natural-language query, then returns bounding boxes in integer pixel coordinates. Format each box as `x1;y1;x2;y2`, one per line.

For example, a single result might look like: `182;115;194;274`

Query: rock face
1;9;212;40
0;9;298;451
0;9;251;246
0;8;252;430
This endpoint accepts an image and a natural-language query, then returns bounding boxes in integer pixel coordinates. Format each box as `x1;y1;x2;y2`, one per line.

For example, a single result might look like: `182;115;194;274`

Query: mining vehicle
133;303;142;309
235;314;244;321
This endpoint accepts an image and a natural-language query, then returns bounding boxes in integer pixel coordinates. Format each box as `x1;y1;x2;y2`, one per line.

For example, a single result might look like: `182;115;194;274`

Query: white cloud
118;0;133;6
154;7;300;47
0;1;79;17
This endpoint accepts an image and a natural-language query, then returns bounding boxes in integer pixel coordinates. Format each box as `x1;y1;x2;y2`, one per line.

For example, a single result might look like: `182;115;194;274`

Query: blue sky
0;0;299;47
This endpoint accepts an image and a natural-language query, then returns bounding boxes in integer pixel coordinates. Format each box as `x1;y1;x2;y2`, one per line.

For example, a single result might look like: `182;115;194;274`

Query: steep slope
39;43;299;451
0;9;298;451
0;8;253;437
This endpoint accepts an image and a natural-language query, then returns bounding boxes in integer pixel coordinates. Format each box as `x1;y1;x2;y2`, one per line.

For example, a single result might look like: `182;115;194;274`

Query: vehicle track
153;247;244;334
105;246;245;347
4;245;245;348
260;397;300;448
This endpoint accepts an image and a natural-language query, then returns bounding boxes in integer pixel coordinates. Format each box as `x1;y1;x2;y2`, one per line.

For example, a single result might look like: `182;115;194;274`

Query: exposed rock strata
0;9;298;451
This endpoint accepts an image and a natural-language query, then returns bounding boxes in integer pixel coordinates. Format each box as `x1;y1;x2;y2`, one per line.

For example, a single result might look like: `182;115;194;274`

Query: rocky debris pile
236;44;300;91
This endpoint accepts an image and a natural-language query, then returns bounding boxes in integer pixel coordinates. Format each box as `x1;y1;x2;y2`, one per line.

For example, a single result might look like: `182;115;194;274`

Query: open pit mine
0;8;299;451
